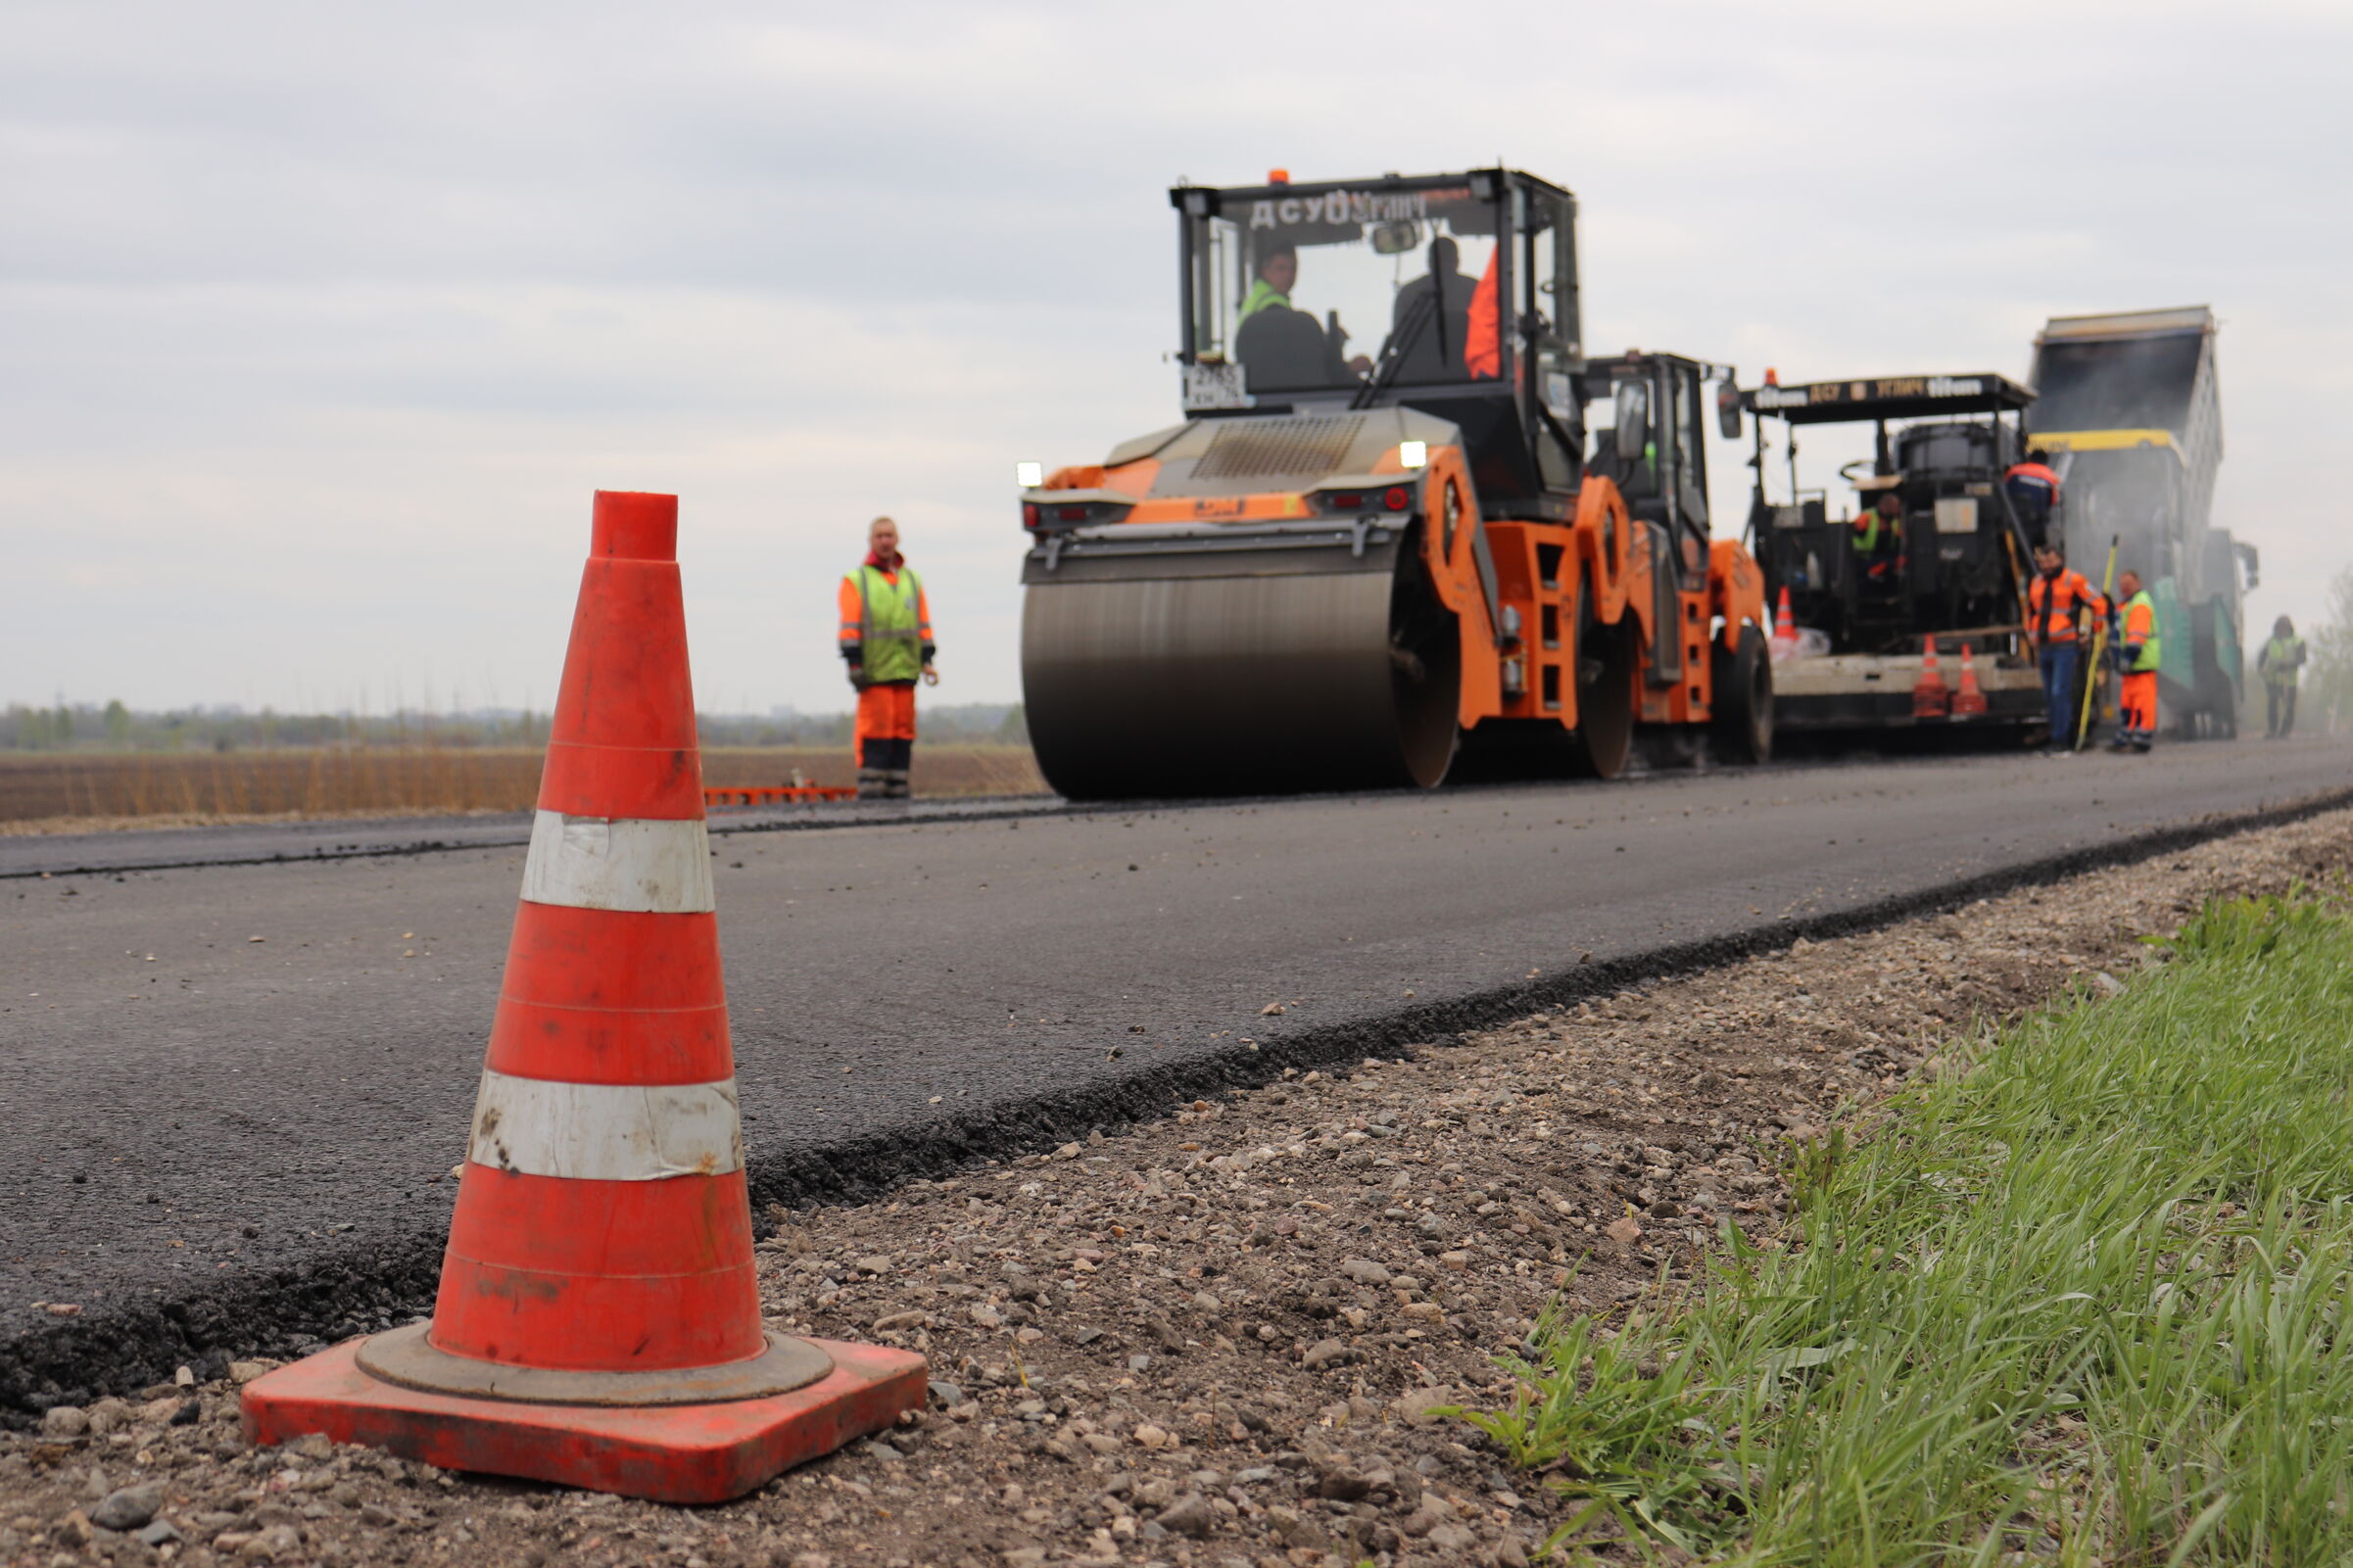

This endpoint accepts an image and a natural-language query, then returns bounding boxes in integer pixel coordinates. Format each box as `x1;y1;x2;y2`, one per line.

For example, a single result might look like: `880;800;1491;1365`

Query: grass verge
1471;890;2353;1565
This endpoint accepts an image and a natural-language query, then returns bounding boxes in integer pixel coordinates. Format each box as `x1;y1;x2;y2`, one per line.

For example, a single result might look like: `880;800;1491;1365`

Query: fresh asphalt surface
5;736;2351;1405
0;794;1073;880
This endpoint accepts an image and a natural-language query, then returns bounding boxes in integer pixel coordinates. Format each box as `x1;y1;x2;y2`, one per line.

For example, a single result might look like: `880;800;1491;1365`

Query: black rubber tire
1710;623;1774;765
1566;586;1637;780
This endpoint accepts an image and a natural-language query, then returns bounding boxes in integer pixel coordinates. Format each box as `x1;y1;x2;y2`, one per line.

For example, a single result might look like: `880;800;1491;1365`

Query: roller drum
1020;530;1460;799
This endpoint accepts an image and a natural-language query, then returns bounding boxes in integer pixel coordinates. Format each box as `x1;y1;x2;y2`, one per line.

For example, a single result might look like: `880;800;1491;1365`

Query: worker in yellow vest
2258;615;2308;737
838;516;936;799
1852;485;1903;584
2109;568;2160;754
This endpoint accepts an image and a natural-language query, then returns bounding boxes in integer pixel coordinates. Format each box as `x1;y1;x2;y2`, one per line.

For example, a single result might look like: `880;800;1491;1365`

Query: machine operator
1853;485;1903;584
2027;542;2110;751
1234;245;1372;393
839;515;937;800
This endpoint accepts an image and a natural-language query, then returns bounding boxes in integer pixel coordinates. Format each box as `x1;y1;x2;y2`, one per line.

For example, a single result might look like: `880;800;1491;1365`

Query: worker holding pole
2026;541;2109;753
2109;568;2160;754
839;516;937;800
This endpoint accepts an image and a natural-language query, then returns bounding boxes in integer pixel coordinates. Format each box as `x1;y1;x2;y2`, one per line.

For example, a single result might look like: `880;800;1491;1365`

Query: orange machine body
1041;438;1762;747
1018;170;1772;795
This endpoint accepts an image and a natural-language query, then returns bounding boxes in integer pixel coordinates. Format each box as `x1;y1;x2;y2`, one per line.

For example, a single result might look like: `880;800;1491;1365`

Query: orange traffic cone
1950;641;1988;719
1912;635;1950;719
1772;586;1798;646
241;494;924;1502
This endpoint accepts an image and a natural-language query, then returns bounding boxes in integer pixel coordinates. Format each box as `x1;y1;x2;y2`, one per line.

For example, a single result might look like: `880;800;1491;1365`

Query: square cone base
242;1336;926;1505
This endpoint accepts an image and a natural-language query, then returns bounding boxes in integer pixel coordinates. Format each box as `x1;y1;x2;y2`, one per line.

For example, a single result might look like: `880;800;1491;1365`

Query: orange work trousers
855;681;917;770
2120;671;2158;746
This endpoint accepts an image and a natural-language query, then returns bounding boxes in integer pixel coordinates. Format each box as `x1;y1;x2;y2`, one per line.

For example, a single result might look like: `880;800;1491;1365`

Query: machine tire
1566;585;1636;780
1710;623;1774;765
1020;521;1460;798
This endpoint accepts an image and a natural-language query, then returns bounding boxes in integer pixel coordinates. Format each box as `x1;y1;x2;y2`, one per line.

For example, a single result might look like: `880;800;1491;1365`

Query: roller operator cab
1016;167;1772;800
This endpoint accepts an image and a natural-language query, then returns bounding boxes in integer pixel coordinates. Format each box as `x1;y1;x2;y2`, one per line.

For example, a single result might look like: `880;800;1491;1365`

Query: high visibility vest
2261;634;2307;686
1463;251;1500;379
1235;279;1289;329
2121;590;2161;673
2028;570;2104;643
846;564;928;684
2004;461;2060;506
1854;507;1898;553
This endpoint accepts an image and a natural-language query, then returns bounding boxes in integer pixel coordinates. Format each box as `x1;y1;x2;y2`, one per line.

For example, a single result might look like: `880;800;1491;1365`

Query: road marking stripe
521;810;715;914
466;1069;743;1181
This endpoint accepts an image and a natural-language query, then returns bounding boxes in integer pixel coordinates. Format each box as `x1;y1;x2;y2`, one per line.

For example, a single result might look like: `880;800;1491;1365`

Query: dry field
0;746;1046;831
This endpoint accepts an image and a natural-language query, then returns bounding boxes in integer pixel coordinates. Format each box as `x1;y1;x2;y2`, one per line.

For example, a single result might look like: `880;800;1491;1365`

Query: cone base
242;1335;926;1504
358;1322;834;1406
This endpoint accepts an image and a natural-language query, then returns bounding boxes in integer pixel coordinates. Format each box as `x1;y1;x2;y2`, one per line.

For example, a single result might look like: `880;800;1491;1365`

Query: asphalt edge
9;780;2351;1418
742;783;2353;1213
0;798;1065;880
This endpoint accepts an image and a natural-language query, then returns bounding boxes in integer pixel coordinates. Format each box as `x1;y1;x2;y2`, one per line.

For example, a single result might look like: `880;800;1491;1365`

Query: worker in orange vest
2003;448;2063;548
2109;569;2161;754
838;516;936;800
2026;542;2110;751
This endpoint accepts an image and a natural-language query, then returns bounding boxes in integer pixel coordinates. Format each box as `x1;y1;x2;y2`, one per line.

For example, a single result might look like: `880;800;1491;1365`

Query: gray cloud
4;0;2348;711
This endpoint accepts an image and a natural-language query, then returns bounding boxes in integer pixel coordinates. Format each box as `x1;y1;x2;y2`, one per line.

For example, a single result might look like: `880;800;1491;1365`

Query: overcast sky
5;0;2348;715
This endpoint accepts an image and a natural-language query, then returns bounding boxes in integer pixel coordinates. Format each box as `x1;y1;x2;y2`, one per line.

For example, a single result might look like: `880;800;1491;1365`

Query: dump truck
2027;307;2254;737
1740;373;2048;736
1015;166;1772;799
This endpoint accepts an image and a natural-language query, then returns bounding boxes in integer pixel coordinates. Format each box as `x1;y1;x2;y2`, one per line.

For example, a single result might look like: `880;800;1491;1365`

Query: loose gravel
6;805;2352;1568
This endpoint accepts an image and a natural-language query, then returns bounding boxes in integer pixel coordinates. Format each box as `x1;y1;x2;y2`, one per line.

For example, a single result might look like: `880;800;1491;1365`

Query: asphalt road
0;794;1070;880
5;735;2350;1405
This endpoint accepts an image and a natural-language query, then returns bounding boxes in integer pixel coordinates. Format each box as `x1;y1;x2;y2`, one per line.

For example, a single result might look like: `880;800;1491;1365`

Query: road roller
1018;166;1773;799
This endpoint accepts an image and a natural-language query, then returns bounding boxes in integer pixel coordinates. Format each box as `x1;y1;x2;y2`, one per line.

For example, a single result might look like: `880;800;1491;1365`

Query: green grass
1467;891;2353;1565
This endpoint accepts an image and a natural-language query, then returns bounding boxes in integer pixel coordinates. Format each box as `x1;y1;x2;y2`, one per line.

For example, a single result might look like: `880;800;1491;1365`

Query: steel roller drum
1021;522;1462;798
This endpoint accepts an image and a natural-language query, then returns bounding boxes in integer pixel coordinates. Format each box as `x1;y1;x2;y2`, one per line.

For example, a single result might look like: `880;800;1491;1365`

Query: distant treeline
0;700;1029;752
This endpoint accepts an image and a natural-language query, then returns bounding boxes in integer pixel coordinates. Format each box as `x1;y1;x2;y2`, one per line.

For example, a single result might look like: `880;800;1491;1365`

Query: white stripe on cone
467;1069;744;1181
521;810;716;915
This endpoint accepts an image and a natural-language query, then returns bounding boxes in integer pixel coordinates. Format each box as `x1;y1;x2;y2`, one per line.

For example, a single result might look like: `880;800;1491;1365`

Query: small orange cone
1912;635;1950;719
1950;641;1988;719
240;494;924;1503
1772;586;1798;646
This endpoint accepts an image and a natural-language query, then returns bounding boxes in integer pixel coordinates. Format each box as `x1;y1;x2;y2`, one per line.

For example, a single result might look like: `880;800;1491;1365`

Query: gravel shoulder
6;805;2352;1568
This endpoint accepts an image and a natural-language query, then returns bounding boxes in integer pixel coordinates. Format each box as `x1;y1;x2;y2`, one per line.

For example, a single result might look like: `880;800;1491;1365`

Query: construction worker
2003;448;2062;548
1388;235;1476;382
1234;245;1371;391
2110;568;2160;753
2026;542;2110;751
2258;614;2308;737
838;516;936;800
1853;486;1903;584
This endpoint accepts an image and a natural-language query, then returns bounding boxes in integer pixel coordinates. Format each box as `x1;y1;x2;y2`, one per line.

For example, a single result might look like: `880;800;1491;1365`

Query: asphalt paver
3;736;2348;1408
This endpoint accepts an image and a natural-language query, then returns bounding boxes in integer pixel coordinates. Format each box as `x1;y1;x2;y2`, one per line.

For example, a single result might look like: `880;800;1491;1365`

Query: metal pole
2073;533;2120;750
